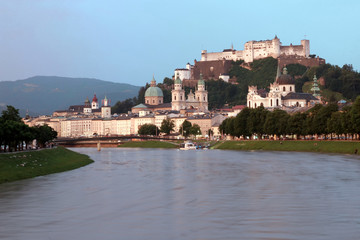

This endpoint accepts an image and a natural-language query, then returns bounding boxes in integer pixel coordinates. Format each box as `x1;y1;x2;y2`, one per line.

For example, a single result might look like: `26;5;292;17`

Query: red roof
92;94;98;102
232;105;246;110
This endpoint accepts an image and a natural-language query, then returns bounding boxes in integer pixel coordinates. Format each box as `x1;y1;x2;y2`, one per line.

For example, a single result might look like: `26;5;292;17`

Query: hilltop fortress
200;35;309;63
175;36;325;85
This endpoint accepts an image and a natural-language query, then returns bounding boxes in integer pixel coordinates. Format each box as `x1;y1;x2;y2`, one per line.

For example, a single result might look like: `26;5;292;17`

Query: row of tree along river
220;96;360;140
0;106;57;152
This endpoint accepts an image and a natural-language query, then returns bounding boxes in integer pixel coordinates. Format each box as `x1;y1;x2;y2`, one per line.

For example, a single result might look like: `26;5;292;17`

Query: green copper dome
145;86;163;97
174;76;182;84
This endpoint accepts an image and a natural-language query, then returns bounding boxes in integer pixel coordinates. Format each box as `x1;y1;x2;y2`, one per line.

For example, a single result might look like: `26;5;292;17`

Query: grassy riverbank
118;140;178;148
0;147;94;184
213;140;360;154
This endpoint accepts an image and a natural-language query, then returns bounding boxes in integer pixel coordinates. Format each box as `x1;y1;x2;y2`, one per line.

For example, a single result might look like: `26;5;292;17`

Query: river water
0;148;360;240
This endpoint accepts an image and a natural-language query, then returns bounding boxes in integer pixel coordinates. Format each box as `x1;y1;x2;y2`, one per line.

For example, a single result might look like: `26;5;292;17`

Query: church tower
195;74;208;111
171;75;186;110
101;96;111;119
83;97;92;114
91;94;99;109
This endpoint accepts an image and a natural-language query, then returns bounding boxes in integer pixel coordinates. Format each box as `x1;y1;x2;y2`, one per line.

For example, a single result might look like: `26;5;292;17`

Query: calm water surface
1;148;360;240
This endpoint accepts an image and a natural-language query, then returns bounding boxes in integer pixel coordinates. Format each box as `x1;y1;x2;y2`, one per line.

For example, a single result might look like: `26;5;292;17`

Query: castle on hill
175;35;325;85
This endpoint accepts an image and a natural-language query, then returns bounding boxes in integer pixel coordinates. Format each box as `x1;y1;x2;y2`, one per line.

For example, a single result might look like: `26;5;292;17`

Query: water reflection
0;148;360;240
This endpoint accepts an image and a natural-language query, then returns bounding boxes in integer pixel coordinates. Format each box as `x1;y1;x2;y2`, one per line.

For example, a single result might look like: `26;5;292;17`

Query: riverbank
212;140;360;154
0;147;94;184
118;140;178;149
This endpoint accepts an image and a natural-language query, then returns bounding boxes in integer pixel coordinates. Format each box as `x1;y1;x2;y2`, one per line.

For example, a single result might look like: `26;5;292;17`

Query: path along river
1;148;360;240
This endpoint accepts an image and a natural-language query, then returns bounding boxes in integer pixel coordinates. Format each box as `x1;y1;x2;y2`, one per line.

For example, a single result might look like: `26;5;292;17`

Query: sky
0;0;359;86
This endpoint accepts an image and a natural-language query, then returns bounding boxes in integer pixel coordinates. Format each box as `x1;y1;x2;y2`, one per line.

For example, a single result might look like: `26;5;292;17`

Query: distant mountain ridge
0;76;140;116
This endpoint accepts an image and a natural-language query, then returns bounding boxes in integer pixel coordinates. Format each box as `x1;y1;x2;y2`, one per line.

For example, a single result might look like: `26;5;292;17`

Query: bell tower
171;74;186;110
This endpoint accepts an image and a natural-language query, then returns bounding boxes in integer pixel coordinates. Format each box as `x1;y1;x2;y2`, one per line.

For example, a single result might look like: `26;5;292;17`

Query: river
0;148;360;240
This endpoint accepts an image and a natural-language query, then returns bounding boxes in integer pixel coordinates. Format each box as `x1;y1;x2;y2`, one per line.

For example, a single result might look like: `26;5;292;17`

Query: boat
179;140;197;150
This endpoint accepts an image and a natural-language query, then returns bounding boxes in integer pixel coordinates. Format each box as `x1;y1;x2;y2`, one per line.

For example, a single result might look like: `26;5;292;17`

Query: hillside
0;76;140;115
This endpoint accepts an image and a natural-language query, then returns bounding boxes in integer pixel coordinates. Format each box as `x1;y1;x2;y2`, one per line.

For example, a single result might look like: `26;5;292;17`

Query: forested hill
0;76;140;116
111;57;360;113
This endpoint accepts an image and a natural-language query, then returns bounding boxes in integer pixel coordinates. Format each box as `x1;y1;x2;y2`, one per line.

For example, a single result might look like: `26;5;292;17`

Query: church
132;75;208;113
247;67;320;109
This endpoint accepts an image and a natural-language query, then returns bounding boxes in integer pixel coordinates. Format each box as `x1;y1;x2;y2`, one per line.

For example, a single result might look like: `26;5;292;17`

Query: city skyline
0;0;359;86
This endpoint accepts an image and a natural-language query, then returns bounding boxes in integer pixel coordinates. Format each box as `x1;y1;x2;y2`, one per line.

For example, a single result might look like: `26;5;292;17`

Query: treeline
0;106;57;152
220;96;360;140
137;119;201;138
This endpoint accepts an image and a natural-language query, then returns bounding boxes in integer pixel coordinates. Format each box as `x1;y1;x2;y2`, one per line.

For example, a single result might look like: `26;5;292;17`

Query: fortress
200;35;309;63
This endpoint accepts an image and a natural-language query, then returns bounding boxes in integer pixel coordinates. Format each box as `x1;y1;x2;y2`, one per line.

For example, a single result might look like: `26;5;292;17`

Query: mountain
0;76;140;116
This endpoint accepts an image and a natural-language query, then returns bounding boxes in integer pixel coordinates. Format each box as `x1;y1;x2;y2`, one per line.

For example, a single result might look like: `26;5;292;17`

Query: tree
1;105;22;122
189;124;201;138
247;106;268;139
34;125;57;148
327;111;344;139
111;98;136;114
160;118;175;135
138;124;158;136
234;107;251;138
264;109;289;138
180;120;192;138
287;112;307;139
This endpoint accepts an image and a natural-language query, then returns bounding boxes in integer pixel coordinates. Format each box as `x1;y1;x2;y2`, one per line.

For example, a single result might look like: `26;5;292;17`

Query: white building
247;67;320;109
200;36;310;63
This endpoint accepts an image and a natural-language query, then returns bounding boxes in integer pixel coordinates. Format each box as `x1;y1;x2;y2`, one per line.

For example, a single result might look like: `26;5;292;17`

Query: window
255;103;257;108
174;96;176;100
270;99;273;106
204;96;205;101
249;101;251;107
276;99;279;106
290;86;292;91
180;96;182;100
283;87;285;91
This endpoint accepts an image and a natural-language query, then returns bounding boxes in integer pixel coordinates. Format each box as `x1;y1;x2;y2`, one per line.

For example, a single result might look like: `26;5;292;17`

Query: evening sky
0;0;358;86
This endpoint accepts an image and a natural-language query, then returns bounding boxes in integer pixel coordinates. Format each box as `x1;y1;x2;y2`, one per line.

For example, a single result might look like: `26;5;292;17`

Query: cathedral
247;67;320;109
171;74;208;112
132;75;208;113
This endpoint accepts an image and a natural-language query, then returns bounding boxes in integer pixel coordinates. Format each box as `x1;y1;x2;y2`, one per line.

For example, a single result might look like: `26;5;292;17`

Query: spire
231;42;234;50
275;64;281;81
311;75;320;97
150;75;156;87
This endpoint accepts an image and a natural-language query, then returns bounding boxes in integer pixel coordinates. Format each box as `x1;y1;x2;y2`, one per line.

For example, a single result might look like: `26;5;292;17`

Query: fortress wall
191;60;233;80
278;56;325;68
201;50;243;61
280;45;305;56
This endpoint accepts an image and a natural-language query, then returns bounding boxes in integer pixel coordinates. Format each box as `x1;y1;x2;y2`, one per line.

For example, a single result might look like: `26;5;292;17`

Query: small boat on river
179;141;197;150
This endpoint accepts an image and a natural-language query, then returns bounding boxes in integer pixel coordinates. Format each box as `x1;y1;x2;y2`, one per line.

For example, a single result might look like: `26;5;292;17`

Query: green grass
118;140;178;148
213;140;360;154
0;147;94;184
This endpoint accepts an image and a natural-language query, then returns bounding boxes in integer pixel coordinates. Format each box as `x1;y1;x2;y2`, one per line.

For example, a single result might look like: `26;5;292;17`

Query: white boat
179;141;197;150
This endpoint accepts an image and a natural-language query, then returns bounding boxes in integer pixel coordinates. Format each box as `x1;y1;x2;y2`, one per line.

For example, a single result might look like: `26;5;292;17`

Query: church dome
144;76;163;97
145;86;163;97
276;67;295;85
174;76;182;84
